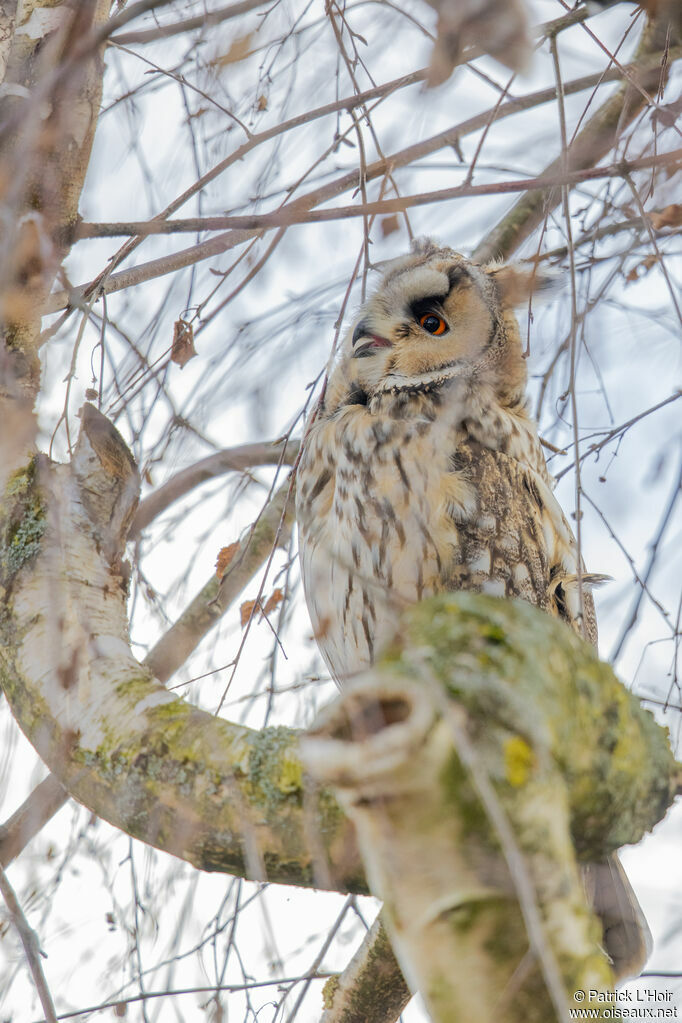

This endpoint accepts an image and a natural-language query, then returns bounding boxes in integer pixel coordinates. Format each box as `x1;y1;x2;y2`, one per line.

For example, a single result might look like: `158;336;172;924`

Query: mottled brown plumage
298;242;596;679
297;240;649;982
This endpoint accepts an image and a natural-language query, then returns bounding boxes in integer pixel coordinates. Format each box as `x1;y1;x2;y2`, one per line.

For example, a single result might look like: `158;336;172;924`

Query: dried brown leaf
380;214;400;238
213;33;253;69
171;318;196;368
240;599;257;628
649;204;682;231
216;541;239;580
262;588;285;616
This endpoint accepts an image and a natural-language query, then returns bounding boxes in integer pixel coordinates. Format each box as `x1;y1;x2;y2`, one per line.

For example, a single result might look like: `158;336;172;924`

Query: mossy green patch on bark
439;750;492;841
322;974;340;1009
396;593;678;857
0;457;46;582
246;725;304;807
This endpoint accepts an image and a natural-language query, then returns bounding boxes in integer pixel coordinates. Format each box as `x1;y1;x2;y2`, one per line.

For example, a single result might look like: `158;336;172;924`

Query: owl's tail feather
582;853;652;983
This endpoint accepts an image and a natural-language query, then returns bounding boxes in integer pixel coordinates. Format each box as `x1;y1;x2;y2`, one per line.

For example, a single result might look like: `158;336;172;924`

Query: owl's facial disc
325;243;532;413
345;255;498;396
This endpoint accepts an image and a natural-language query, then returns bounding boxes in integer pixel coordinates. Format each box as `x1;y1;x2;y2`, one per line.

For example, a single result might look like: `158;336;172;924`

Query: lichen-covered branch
0;407;358;892
320;915;410;1023
301;595;679;1023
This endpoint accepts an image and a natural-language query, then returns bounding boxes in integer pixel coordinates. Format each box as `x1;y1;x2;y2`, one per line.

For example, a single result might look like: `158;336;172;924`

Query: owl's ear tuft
485;262;564;308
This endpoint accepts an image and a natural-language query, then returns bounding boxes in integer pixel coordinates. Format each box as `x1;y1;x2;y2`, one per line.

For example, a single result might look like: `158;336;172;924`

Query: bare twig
554;391;682;480
55;149;682;311
608;456;682;663
29;975;336;1023
550;34;586;638
0;864;58;1023
131;437;299;537
283;894;355;1023
111;0;270;46
473;22;674;262
143;480;295;684
0;776;69;868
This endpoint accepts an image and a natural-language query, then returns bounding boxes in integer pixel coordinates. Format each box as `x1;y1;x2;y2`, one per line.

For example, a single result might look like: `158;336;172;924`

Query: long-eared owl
296;239;649;982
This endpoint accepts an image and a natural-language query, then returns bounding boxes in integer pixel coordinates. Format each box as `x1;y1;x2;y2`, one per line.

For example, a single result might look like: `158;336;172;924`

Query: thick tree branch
0;0;112;493
320;916;410;1023
302;595;680;1022
1;412;675;940
0;411;350;890
0;408;676;1023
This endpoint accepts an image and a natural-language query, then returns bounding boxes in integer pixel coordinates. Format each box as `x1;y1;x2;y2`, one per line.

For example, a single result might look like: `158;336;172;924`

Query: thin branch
582;489;677;640
52;47;680;312
538;213;682;260
51;148;682;311
551;34;586;638
0;776;69;868
283;894;355;1023
30;975;336;1023
111;0;270;46
0;864;58;1023
609;455;682;663
130;438;299;537
624;171;682;326
82;0;180;52
76;61;680;242
73;4;596;305
76;151;682;238
473;22;674;262
67;65;428;307
554;391;682;480
143;480;295;684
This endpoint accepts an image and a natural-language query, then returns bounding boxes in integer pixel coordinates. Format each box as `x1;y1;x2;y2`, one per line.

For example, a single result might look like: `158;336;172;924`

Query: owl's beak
351;319;392;358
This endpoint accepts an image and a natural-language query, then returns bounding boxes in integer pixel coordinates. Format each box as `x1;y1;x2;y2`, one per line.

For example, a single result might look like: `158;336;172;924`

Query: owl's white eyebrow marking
394;267;450;306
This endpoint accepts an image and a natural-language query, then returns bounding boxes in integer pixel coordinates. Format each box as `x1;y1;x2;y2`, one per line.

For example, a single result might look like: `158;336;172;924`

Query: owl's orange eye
419;313;447;335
